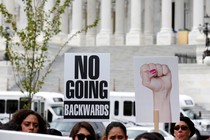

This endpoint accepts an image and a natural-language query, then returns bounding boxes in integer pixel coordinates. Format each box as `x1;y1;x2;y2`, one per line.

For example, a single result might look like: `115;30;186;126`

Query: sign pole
154;110;159;132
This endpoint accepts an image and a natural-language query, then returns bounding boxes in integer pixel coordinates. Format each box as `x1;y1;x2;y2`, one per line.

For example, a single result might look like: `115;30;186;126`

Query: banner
64;53;110;121
134;56;179;123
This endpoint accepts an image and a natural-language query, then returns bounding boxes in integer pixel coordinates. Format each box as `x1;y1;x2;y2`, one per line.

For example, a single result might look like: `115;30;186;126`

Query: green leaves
0;0;98;101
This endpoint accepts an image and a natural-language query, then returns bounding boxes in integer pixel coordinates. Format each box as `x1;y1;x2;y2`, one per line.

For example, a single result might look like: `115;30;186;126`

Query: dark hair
152;132;165;140
104;122;127;138
10;109;47;134
170;116;195;138
0;121;21;131
69;121;96;140
47;128;62;136
134;132;160;140
0;121;3;128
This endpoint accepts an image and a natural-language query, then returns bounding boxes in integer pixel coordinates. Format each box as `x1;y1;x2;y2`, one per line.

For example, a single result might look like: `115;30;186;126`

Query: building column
60;0;69;35
96;0;112;46
126;0;141;46
114;0;125;46
207;0;210;16
52;0;69;44
156;0;174;45
144;0;154;45
0;0;4;44
1;0;15;48
36;0;55;43
4;0;15;14
68;0;83;46
188;0;204;45
86;0;97;46
17;1;27;30
175;0;185;31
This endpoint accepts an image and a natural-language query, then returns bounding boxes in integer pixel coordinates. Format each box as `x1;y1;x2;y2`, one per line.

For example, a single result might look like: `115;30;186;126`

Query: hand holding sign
140;63;172;122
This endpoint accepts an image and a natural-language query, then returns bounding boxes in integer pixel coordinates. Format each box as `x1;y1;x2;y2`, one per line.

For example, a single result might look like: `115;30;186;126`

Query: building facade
0;0;210;46
1;0;210;112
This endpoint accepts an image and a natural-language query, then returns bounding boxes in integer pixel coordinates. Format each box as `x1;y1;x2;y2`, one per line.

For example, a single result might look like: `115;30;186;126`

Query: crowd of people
0;108;209;140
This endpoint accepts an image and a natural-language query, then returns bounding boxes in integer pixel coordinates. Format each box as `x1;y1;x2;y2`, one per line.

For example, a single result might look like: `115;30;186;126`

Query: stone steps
5;45;210;120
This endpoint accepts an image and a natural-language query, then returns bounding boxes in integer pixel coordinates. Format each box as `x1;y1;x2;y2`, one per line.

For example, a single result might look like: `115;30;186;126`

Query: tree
0;0;98;108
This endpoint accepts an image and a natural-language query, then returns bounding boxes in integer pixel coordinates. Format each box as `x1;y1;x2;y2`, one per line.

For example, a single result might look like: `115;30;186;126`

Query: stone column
1;0;15;45
36;0;54;43
126;0;141;46
68;0;83;46
17;1;27;30
156;0;174;45
0;0;4;44
44;0;54;21
0;62;10;90
114;0;125;46
207;0;210;16
144;0;154;45
188;0;204;45
96;0;112;46
0;0;15;86
175;0;184;31
202;0;210;65
4;0;15;14
86;0;97;46
60;0;69;35
0;0;2;25
53;0;69;44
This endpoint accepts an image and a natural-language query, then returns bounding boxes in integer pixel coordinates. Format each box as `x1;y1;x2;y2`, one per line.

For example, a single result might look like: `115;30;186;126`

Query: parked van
109;91;135;123
0;91;63;123
32;92;64;122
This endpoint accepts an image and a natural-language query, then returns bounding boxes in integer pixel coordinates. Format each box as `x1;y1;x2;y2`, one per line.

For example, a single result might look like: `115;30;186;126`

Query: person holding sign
69;121;96;140
140;63;172;122
102;122;128;140
170;116;195;140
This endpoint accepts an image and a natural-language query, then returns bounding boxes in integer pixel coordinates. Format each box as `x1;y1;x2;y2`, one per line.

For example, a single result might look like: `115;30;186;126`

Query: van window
47;110;53;122
7;100;18;113
123;101;132;116
52;106;63;116
133;101;135;116
114;101;119;116
53;98;63;102
0;100;5;113
41;102;45;117
33;102;38;112
184;100;193;105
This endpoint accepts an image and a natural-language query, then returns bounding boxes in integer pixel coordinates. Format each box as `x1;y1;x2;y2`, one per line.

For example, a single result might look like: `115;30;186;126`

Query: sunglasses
76;133;93;140
174;125;189;131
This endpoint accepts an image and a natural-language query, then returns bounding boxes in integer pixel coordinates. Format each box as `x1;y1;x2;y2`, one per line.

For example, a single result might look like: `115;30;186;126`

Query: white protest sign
64;53;110;121
0;130;72;140
134;56;179;123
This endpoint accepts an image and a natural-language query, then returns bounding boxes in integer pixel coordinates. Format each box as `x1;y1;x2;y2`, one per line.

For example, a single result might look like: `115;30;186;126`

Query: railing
175;53;197;64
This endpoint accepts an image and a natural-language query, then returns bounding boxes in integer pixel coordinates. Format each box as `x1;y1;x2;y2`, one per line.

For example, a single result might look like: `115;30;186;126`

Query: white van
0;91;63;123
33;92;64;122
109;91;136;123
